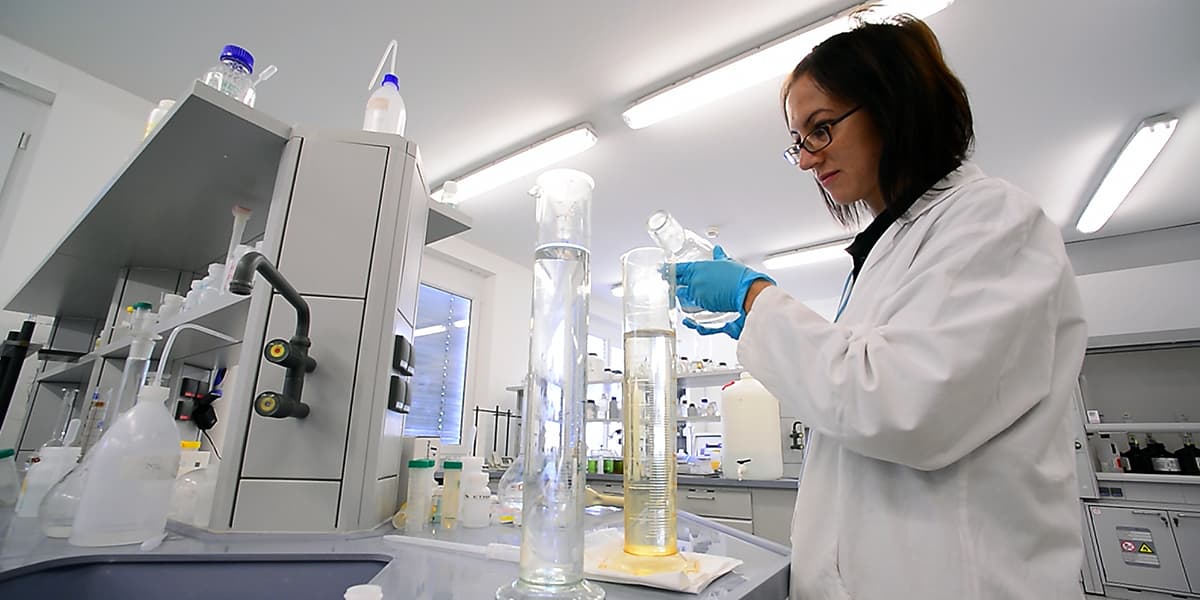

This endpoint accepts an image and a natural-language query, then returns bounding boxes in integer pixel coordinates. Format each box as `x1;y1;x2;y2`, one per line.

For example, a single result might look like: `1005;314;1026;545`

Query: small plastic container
404;459;435;534
441;460;463;528
0;449;18;506
144;99;176;138
586;353;605;380
460;470;492;528
169;465;217;528
159;294;184;321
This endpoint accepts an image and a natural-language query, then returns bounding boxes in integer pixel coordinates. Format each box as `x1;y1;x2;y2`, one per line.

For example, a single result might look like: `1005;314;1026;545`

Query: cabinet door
1089;506;1190;594
1172;512;1200;593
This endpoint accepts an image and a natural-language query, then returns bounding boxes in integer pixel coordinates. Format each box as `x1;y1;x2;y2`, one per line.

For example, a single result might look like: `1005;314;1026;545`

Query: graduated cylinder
620;247;678;557
497;169;604;600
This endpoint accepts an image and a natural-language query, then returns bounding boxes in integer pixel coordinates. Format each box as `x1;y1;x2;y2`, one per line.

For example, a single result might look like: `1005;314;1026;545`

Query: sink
0;553;389;599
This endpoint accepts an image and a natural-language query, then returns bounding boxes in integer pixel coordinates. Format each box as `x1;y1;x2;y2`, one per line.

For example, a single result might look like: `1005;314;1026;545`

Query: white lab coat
738;163;1088;599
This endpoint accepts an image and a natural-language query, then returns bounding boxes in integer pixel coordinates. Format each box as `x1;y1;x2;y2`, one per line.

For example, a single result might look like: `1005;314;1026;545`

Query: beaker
497;169;604;600
620;247;679;558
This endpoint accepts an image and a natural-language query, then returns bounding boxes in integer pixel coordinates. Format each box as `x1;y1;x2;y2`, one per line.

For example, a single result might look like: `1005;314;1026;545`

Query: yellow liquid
623;329;678;557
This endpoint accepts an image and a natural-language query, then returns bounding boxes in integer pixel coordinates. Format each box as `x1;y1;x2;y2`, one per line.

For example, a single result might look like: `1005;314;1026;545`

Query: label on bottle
119;454;180;481
1151;457;1181;473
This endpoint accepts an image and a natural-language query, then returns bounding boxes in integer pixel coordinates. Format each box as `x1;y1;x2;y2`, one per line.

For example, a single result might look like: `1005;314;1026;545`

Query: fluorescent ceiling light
610;284;625;298
621;0;953;129
762;239;852;270
414;325;447;337
453;319;469;328
1076;114;1178;234
431;125;598;203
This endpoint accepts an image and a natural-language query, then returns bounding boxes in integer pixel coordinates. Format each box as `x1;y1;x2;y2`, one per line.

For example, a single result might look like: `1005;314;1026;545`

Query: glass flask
497;169;604;600
645;210;739;327
39;462;88;538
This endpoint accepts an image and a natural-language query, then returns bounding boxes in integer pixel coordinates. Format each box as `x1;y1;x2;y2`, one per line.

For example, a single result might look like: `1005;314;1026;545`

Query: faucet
230;252;317;419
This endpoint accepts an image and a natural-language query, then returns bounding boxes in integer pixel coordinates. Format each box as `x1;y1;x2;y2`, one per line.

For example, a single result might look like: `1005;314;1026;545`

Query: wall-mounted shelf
5;82;290;321
586;416;721;424
1085;423;1200;434
1096;472;1200;485
99;293;250;362
36;356;96;385
1086;328;1200;353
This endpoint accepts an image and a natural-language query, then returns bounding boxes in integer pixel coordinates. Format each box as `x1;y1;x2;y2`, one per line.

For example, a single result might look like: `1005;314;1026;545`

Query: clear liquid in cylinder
622;329;678;557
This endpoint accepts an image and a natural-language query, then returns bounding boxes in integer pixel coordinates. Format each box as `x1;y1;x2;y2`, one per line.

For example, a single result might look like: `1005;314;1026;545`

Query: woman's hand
674;246;775;314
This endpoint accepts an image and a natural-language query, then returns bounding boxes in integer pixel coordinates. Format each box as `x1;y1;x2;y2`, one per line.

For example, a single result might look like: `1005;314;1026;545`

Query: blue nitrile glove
674;246;775;315
682;314;746;339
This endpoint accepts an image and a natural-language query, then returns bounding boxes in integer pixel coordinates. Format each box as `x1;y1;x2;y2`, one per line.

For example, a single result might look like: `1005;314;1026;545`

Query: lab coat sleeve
738;193;1068;471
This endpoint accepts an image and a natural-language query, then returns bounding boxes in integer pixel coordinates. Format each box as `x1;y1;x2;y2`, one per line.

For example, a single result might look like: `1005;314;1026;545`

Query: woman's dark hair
781;13;973;227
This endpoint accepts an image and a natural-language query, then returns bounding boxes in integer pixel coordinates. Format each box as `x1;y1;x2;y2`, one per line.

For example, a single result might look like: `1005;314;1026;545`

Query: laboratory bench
0;508;789;599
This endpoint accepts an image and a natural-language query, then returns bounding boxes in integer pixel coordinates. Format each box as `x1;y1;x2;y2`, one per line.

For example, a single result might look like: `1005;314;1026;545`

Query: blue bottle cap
382;73;399;89
219;44;255;73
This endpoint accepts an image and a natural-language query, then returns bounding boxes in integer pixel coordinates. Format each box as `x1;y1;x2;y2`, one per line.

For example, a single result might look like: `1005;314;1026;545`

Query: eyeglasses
782;106;862;166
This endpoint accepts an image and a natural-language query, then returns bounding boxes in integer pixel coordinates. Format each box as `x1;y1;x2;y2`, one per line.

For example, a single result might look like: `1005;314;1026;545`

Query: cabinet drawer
677;487;752;520
1089;505;1189;594
1171;511;1200;594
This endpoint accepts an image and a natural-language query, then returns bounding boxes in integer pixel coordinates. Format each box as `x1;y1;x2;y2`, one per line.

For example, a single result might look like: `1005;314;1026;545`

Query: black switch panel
388;375;409;413
392;334;413;377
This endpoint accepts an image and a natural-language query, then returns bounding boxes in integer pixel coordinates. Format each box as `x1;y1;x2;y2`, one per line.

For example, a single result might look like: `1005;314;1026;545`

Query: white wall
0;33;150;308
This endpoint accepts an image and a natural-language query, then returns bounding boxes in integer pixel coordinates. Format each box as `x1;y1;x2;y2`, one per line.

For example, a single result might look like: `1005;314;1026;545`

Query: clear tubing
620;248;678;557
498;169;604;600
645;210;739;327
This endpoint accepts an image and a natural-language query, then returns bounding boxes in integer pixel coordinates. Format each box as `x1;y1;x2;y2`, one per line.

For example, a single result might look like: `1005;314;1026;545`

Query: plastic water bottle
363;73;406;135
201;44;257;107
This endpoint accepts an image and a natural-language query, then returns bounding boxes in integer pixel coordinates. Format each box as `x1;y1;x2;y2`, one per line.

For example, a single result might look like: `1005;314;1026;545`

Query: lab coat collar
844;162;984;276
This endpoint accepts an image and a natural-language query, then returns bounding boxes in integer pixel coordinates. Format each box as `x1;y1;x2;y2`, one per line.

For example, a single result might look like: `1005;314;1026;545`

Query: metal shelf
1096;472;1200;485
98;293;250;361
5;82;291;320
1085;423;1200;434
1086;328;1200;353
36;356;96;385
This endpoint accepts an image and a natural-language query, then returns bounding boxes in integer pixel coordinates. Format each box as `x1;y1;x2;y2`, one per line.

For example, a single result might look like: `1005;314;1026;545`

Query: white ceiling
1;0;1197;312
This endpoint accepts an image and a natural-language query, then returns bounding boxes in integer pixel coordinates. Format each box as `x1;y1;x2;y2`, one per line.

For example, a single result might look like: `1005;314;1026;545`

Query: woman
675;15;1088;600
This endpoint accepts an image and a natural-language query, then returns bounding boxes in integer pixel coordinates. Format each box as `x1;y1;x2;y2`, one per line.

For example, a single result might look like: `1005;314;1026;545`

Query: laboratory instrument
497;453;524;525
460;469;492;528
441;459;464;527
222;205;252;292
404;459;435;534
497;169;603;600
645;210;738;327
619;247;681;567
200;44;257;107
40;388;79;449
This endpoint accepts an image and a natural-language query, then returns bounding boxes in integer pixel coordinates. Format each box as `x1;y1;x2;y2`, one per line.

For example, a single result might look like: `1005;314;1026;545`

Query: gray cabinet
1172;511;1200;593
751;488;797;547
1090;506;1190;594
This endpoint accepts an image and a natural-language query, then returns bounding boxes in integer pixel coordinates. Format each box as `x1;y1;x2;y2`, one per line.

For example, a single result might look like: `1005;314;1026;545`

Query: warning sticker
1116;527;1160;568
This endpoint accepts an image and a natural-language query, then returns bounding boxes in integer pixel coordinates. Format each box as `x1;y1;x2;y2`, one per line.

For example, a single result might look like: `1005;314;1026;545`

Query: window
404;284;472;444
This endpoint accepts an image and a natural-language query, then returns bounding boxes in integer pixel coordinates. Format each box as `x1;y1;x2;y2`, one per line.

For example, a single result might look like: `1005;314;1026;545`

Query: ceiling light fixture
621;0;954;129
453;319;469;328
610;284;625;298
414;325;447;337
762;239;852;270
1076;114;1179;234
431;124;598;203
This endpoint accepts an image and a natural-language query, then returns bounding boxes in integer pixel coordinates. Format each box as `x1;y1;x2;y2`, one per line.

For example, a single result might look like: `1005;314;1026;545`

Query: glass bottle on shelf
1145;433;1181;474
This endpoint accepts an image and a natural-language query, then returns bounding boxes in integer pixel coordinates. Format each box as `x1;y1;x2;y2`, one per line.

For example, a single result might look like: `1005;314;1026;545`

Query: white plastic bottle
69;386;182;546
460;470;492;528
719;373;783;480
362;73;406;135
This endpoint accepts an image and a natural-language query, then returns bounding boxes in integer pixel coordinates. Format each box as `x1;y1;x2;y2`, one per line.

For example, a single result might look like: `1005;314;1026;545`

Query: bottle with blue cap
201;44;257;107
363;73;406;135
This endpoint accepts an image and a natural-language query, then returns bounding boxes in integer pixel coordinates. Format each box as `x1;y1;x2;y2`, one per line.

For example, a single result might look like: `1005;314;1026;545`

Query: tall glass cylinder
498;169;604;600
620;248;678;557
